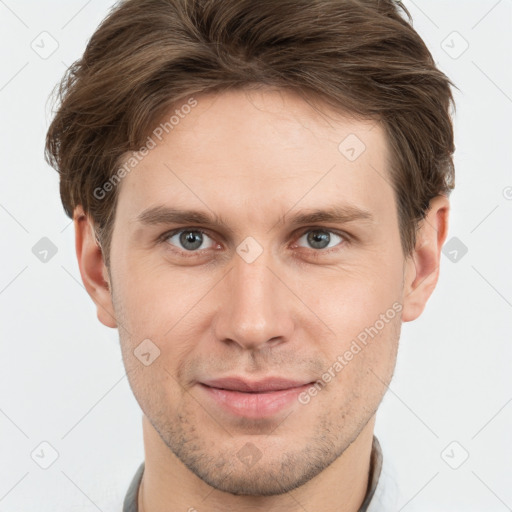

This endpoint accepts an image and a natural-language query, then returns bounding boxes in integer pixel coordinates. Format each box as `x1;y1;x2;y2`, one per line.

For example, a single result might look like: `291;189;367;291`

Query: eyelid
290;226;351;250
158;227;218;251
158;226;211;240
293;226;351;239
158;226;351;255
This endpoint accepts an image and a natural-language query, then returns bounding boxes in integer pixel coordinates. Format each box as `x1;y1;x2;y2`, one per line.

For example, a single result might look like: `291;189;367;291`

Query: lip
201;376;311;393
198;377;314;418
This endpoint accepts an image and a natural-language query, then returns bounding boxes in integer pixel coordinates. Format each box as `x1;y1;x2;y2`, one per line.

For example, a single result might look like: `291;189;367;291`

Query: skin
74;87;449;512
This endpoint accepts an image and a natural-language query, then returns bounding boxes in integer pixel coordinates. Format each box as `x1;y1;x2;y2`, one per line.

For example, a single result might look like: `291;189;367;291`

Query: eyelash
157;227;351;260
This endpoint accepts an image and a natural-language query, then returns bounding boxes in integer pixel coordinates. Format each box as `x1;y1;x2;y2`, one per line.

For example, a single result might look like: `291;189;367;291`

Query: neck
138;415;376;512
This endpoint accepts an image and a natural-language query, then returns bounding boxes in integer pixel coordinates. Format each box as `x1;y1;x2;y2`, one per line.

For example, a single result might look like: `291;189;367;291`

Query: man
45;0;456;510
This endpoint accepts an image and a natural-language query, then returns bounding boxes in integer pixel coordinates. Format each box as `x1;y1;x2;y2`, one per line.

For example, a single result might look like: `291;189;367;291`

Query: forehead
115;88;395;228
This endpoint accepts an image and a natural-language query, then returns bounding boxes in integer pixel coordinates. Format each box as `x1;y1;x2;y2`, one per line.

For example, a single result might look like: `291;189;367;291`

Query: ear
73;205;117;328
402;195;450;323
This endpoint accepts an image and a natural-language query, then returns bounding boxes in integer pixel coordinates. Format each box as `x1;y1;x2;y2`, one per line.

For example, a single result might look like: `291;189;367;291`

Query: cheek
111;262;205;385
320;314;401;421
111;256;200;338
301;259;403;400
122;354;186;423
112;236;404;348
300;261;403;345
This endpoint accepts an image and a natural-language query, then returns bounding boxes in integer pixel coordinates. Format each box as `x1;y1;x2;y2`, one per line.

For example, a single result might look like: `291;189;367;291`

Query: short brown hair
45;0;457;268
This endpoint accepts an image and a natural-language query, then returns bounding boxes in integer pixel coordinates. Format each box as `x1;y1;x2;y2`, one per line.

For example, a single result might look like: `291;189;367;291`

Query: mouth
198;376;315;418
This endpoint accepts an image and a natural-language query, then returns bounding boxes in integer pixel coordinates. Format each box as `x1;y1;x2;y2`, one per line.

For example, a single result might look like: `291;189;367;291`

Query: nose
212;252;295;352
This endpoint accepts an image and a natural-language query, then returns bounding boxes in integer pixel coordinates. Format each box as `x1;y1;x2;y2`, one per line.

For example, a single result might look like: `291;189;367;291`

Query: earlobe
73;206;118;328
402;195;450;323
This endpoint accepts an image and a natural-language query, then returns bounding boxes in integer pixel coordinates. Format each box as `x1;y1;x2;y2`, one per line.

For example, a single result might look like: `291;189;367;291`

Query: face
102;88;409;495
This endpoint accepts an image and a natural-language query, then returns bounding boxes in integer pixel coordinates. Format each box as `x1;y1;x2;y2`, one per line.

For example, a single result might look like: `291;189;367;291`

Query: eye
162;229;216;253
296;229;346;251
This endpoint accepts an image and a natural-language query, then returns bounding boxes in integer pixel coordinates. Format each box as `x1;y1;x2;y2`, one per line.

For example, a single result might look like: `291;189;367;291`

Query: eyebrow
283;205;374;227
134;204;374;233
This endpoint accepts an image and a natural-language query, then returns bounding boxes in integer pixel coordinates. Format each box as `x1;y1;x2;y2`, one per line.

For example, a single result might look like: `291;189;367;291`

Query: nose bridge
214;248;293;350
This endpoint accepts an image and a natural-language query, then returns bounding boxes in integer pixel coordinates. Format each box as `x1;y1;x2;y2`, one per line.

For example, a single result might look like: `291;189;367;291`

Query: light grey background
1;1;511;510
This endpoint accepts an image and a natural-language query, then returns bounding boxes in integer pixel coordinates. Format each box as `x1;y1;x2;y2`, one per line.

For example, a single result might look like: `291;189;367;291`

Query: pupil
180;231;203;251
308;231;330;249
